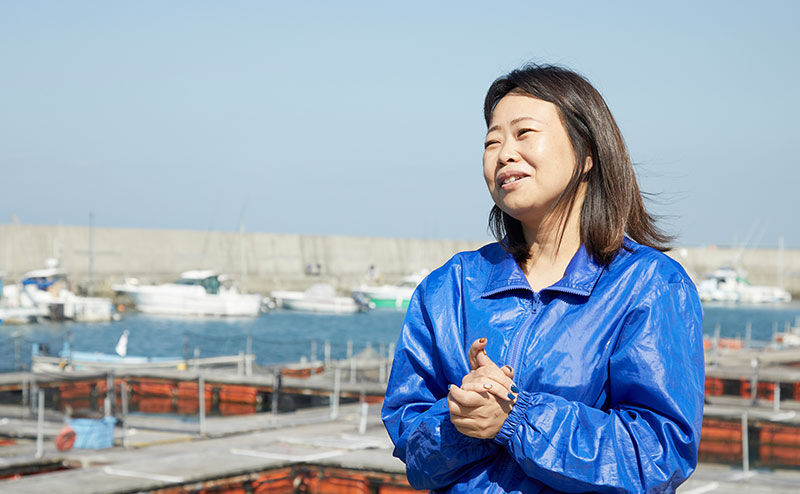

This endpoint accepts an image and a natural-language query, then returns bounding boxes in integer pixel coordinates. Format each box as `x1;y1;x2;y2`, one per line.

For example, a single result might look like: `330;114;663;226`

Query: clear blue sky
1;1;798;247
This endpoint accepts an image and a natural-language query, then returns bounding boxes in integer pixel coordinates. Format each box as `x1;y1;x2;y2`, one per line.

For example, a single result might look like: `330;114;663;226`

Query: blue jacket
382;240;704;493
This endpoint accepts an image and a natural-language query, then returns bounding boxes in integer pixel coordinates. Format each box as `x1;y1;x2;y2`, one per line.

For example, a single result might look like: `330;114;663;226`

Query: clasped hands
448;337;517;439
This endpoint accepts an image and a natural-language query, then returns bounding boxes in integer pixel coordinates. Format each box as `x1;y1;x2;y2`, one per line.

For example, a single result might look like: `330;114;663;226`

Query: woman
382;64;704;494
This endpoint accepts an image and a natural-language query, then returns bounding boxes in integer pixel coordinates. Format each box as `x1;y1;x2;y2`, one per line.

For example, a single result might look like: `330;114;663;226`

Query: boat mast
88;212;94;296
778;235;785;288
240;223;247;294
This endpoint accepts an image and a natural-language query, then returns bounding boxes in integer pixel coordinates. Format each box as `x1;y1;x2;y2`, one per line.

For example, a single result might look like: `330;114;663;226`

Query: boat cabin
175;270;222;295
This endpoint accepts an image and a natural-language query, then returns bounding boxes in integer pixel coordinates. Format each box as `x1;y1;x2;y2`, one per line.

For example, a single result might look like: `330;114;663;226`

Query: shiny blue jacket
382;240;704;493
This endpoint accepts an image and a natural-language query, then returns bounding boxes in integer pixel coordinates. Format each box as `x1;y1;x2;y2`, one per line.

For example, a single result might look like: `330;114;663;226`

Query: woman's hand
448;338;517;439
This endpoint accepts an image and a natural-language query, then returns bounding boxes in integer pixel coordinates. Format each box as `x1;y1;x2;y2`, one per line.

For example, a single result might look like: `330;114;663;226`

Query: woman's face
483;92;583;227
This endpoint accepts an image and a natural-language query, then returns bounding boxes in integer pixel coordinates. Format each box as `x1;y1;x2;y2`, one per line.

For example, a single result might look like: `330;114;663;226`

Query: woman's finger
468;338;488;370
448;384;488;407
461;381;517;402
462;366;515;391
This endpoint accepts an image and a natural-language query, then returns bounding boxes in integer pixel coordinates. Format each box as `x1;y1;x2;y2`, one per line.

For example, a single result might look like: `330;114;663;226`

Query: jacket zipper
493;291;542;494
506;292;541;371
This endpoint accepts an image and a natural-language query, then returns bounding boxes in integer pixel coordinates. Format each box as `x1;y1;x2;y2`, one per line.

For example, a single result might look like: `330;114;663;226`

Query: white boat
32;341;254;373
1;260;114;323
0;306;47;324
696;267;792;304
112;270;262;317
271;283;369;314
351;270;428;309
0;271;46;323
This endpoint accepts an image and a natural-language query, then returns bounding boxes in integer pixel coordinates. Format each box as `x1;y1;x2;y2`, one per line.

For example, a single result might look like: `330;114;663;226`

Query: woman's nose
498;142;519;164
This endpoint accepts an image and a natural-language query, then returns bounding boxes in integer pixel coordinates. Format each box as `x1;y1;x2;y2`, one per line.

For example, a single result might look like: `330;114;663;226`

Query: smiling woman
382;64;705;494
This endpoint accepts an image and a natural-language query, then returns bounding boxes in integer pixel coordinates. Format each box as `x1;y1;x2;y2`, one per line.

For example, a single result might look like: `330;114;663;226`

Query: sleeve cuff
493;390;534;446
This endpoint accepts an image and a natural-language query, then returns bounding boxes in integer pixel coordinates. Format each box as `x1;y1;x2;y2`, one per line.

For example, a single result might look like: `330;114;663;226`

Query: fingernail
483;383;492;390
510;384;519;393
448;384;453;390
479;337;486;343
507;392;516;401
505;365;514;373
482;349;487;356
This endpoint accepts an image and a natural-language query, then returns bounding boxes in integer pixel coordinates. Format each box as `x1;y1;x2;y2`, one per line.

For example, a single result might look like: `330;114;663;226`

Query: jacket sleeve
381;283;499;490
493;280;705;494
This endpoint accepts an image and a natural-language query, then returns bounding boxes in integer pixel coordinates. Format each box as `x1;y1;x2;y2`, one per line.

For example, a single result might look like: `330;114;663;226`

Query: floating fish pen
144;466;420;494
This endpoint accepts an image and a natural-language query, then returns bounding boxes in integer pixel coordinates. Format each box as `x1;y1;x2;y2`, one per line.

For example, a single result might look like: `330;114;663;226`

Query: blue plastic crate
69;417;117;449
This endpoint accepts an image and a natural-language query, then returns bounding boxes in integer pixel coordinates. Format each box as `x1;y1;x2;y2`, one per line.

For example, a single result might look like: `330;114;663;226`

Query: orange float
704;377;723;396
219;384;259;404
55;426;76;451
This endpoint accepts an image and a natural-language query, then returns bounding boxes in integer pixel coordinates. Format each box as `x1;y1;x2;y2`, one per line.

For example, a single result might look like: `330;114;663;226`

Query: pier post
105;372;114;417
183;332;189;364
745;322;752;349
379;359;386;384
35;389;44;458
350;354;357;384
741;412;749;474
13;333;20;371
21;375;28;418
30;374;38;417
311;340;317;362
331;366;341;420
347;340;353;360
749;358;759;406
772;321;779;347
359;400;368;435
271;368;281;422
246;336;253;376
121;382;129;449
713;324;721;351
237;351;244;376
193;348;200;372
388;342;395;360
68;330;74;368
324;341;331;367
199;374;207;437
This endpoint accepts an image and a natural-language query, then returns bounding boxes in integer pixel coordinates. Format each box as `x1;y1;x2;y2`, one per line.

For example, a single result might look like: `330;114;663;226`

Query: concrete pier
2;224;799;296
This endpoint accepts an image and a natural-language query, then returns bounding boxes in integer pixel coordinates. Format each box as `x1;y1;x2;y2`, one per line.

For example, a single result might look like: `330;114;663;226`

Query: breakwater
1;224;799;296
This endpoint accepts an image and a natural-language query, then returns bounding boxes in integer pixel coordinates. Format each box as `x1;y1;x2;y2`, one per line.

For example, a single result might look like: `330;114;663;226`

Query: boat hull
119;285;262;317
351;285;414;310
271;289;363;314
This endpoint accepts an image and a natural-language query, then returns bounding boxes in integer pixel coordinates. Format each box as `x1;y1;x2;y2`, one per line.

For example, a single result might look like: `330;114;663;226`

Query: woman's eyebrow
487;117;543;134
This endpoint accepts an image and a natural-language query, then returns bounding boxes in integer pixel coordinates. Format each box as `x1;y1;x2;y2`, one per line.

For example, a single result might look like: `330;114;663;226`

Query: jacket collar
481;243;605;298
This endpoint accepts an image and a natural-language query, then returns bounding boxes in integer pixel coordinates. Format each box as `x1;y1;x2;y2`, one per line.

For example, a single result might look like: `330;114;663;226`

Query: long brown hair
484;64;671;265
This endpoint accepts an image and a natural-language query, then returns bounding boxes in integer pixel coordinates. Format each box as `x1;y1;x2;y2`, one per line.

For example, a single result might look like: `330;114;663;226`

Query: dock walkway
2;401;800;493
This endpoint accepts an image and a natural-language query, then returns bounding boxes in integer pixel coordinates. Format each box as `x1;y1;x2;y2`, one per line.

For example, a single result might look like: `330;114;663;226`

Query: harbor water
2;303;800;373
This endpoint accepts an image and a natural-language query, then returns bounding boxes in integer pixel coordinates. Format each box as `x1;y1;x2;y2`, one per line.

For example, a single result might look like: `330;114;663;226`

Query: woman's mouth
498;173;529;190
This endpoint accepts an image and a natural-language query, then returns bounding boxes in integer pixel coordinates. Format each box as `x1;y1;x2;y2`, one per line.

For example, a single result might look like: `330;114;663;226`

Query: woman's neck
519;206;583;292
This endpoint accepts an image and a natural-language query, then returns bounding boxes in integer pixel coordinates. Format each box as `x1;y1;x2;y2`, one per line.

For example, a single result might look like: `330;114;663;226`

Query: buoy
55;426;76;452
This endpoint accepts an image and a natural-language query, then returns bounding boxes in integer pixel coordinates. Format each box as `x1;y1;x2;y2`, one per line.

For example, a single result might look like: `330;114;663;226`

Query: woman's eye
484;140;499;149
517;128;533;138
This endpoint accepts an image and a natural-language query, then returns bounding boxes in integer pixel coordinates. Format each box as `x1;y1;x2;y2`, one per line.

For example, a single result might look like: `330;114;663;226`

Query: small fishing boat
271;283;370;314
351;270;428;309
1;259;114;323
696;267;791;304
112;270;263;317
32;339;253;373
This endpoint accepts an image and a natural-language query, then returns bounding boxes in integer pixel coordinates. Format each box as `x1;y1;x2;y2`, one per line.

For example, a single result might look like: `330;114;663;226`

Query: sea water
1;303;800;373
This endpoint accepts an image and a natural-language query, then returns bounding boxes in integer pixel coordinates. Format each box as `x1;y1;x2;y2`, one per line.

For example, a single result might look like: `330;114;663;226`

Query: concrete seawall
1;224;799;297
